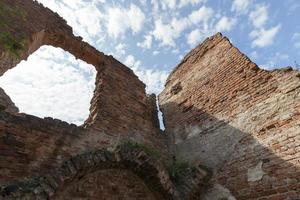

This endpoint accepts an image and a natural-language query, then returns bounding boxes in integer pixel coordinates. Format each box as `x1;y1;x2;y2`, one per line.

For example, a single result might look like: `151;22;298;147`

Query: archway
1;146;180;199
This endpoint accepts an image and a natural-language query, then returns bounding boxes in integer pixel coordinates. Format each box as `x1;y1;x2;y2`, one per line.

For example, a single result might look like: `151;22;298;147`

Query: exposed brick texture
0;147;181;199
159;33;300;199
0;0;172;198
0;0;165;147
0;88;18;113
56;169;160;200
1;0;300;199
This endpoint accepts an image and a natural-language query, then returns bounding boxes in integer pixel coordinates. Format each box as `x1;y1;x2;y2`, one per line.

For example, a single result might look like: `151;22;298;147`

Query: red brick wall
0;111;97;184
0;0;166;160
55;169;162;200
0;0;167;187
159;33;300;199
0;88;18;113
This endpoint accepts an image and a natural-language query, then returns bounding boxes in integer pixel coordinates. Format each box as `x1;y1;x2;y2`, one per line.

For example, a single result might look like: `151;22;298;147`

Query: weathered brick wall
83;57;163;144
55;169;161;200
159;33;300;199
0;0;167;195
0;88;18;113
2;0;299;199
0;0;166;153
0;110;96;184
1;146;183;199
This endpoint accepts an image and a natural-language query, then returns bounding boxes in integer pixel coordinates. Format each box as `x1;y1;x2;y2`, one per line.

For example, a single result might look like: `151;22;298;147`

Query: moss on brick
121;140;161;159
0;2;27;20
0;2;27;57
0;32;26;57
167;160;190;184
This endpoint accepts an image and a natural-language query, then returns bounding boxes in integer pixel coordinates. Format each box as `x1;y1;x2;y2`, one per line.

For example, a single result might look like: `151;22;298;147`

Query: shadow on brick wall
162;101;300;199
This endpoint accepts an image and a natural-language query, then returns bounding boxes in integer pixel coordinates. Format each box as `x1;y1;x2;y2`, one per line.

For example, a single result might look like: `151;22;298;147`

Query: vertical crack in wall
156;97;165;131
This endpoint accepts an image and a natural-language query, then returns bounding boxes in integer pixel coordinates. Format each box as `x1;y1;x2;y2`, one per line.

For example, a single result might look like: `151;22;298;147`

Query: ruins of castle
0;0;299;199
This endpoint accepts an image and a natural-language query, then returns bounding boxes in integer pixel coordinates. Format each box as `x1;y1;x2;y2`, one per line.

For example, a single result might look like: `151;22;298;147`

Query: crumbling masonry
0;0;299;199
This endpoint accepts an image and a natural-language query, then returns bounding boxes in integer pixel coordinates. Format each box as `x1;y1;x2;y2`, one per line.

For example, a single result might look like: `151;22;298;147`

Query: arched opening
55;169;160;200
0;147;180;199
0;45;96;125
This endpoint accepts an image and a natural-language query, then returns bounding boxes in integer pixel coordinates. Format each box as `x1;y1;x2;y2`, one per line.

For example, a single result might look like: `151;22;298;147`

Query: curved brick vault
1;0;300;199
0;146;180;199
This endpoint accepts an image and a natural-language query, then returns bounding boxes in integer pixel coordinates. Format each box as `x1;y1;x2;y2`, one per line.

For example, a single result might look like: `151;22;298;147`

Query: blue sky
0;0;299;124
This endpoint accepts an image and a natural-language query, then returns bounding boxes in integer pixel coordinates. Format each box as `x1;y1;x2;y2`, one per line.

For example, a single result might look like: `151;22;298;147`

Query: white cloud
250;25;281;48
295;42;300;49
188;6;214;25
275;52;289;60
137;35;153;49
186;14;235;47
115;43;126;55
179;0;206;8
215;16;236;32
127;4;146;33
161;0;177;9
186;29;214;47
107;4;145;38
249;4;268;28
0;46;96;125
152;19;178;47
260;52;290;70
152;6;214;47
124;55;142;69
153;51;160;55
286;0;300;14
292;33;300;48
250;51;258;59
158;0;206;10
231;0;250;14
124;55;169;94
37;0;105;44
187;29;203;47
171;18;190;34
293;33;300;40
248;4;281;49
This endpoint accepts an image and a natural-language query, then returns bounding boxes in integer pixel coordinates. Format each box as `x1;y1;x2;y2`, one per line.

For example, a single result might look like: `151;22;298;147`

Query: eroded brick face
0;0;164;146
0;88;18;113
54;169;162;200
0;0;300;199
159;33;300;199
0;0;166;192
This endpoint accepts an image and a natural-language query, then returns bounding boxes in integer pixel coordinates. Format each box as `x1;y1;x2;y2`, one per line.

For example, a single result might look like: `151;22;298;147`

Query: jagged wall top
159;32;300;199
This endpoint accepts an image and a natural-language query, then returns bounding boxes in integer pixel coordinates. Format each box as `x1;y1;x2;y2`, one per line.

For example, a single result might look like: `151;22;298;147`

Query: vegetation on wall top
0;2;28;57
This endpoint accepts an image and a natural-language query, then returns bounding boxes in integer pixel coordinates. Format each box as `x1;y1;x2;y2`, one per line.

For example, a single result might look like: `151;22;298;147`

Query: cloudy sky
0;0;299;125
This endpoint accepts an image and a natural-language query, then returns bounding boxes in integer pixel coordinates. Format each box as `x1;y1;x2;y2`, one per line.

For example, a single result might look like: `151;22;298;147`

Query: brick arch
1;146;180;199
0;1;167;195
0;0;162;137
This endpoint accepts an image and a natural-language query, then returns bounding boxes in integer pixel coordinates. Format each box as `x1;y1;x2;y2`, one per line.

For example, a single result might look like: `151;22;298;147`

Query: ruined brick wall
0;111;92;184
83;57;163;145
54;169;162;200
1;145;183;199
0;0;168;196
0;88;18;113
159;33;300;199
2;0;300;199
0;0;165;150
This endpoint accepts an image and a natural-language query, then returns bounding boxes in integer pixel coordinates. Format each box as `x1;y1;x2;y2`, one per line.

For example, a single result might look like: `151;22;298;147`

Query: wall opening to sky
0;46;96;125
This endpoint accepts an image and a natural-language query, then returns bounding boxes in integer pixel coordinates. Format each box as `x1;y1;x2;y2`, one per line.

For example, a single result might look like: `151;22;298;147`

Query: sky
0;0;299;125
